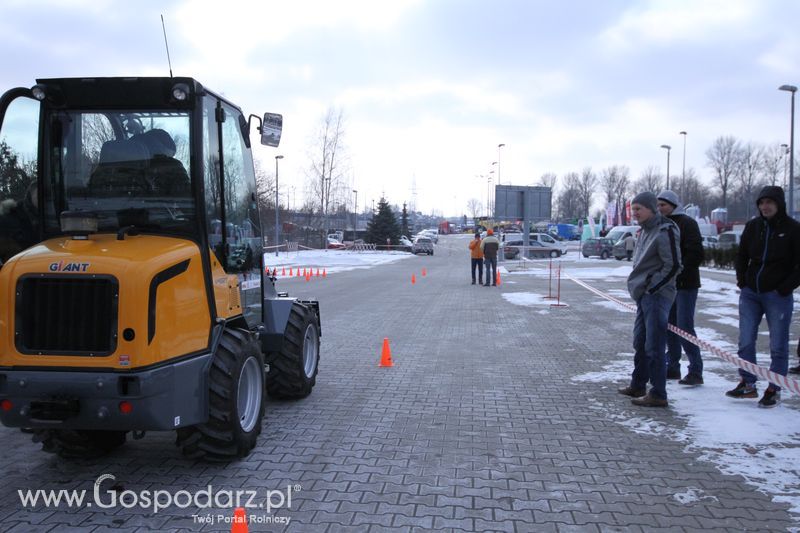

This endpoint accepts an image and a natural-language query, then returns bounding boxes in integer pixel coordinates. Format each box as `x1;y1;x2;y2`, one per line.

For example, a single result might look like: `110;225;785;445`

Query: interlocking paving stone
0;237;798;531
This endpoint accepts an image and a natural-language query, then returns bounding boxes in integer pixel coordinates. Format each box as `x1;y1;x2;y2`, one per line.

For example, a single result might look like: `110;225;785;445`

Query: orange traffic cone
411;274;416;284
322;268;327;278
316;268;320;277
303;267;307;277
289;267;293;276
281;267;286;276
422;268;427;277
296;268;301;277
231;507;248;533
496;271;501;286
379;338;393;367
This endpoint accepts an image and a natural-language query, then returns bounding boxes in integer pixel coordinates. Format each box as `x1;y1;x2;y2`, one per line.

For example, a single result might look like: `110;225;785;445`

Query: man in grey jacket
618;192;682;407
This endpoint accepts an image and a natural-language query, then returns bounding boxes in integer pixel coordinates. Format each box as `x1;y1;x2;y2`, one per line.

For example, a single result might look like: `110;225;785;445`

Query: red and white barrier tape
563;271;800;395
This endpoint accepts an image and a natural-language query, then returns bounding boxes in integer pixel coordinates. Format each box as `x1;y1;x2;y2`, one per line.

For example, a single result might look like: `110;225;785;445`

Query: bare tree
536;172;558;189
306;107;347;232
632;165;664;194
762;142;787;188
735;142;764;219
575;167;598;217
706;135;740;208
466;198;483;219
600;165;630;225
555;172;580;221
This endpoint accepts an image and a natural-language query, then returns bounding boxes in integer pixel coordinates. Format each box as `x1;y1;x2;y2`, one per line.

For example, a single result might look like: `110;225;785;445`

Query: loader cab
0;77;281;328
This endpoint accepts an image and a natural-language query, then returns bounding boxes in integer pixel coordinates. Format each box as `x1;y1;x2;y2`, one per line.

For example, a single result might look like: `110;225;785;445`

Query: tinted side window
0;96;39;263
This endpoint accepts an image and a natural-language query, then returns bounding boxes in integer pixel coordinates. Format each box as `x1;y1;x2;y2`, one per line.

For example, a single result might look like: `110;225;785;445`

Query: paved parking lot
0;234;798;532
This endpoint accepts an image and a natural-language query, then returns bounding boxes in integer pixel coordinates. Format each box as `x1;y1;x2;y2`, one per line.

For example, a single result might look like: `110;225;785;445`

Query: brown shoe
618;386;646;398
631;394;668;407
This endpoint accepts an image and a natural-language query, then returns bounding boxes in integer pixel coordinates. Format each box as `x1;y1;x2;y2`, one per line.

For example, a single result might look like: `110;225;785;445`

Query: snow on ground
569;285;800;516
263;249;414;274
502;292;564;308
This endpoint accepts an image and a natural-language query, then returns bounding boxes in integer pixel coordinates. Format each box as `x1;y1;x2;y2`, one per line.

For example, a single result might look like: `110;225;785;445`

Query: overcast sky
2;0;799;216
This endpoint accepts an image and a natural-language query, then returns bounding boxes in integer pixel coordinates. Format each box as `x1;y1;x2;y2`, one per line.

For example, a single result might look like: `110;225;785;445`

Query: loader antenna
161;14;174;78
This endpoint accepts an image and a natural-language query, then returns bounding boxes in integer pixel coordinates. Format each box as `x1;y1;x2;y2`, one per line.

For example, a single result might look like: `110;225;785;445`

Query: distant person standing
480;229;500;287
469;232;484;285
657;190;705;385
618;192;681;407
623;234;635;261
790;340;800;375
727;186;800;408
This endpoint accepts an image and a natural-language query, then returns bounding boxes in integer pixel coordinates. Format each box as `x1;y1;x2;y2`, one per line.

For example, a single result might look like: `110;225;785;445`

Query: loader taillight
119;401;133;414
1;400;13;411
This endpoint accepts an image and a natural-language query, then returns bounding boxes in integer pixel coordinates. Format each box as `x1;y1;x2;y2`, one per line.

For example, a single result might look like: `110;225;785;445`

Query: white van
718;230;743;250
605;225;640;244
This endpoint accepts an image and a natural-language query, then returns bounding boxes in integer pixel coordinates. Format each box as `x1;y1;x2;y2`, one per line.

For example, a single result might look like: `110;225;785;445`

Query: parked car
399;236;413;252
412;236;434;255
604;225;640;245
612;239;630;260
421;229;439;243
530;232;569;255
327;236;346;250
582;237;615;259
718;230;742;250
503;238;562;259
701;235;719;250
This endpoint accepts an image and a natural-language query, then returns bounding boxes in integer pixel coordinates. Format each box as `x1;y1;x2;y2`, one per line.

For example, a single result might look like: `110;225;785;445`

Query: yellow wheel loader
0;77;320;460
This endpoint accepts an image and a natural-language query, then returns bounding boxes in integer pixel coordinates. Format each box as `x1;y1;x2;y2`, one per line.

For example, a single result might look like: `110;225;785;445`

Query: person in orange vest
468;232;484;285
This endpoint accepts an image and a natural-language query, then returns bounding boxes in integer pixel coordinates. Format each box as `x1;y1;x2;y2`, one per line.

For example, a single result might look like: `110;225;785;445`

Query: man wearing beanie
480;228;500;286
657;190;705;385
727;185;800;407
619;191;681;407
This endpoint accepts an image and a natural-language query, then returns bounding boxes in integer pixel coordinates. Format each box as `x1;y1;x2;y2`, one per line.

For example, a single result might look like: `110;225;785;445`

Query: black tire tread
265;303;320;400
175;328;264;462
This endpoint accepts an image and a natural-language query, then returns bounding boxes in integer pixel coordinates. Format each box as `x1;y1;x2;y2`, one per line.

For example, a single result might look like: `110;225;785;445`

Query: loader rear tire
34;429;127;458
265;302;320;400
176;328;264;461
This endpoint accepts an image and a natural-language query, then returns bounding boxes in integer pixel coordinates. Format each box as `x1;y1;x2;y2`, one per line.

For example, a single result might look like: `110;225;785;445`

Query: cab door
201;97;262;327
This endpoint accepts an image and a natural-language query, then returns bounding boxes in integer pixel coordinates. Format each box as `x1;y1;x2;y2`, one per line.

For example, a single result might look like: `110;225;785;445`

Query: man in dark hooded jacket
727;186;800;408
657;190;704;385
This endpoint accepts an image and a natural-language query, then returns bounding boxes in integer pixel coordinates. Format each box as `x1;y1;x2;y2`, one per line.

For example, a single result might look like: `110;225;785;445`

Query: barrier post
544;258;556;299
550;261;568;307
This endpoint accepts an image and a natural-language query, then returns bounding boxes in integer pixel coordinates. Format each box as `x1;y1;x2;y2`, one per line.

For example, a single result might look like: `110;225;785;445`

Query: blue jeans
666;288;703;377
631;292;674;400
471;258;483;283
737;287;792;390
484;257;497;285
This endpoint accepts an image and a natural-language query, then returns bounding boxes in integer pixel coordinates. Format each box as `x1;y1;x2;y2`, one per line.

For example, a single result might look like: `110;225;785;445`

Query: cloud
600;0;755;51
759;37;800;75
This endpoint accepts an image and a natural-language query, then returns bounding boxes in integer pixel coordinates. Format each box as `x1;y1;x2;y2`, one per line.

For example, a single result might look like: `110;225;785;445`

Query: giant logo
49;261;90;272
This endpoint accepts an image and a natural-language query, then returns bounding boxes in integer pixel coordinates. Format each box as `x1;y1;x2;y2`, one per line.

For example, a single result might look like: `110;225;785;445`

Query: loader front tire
265;302;320;400
176;328;265;461
34;429;127;458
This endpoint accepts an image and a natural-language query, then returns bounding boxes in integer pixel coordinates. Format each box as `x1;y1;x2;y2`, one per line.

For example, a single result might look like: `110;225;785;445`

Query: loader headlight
60;211;99;238
171;82;190;101
31;84;47;101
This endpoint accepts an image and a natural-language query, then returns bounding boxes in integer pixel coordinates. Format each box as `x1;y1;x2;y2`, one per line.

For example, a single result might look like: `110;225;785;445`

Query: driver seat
88;139;150;195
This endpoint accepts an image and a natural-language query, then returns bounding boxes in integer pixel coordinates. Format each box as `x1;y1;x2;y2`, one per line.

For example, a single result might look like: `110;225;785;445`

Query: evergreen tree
365;197;401;246
0;141;32;201
401;202;409;237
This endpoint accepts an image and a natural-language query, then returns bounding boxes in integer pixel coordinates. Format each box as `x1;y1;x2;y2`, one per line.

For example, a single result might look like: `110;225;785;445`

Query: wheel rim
237;356;263;433
303;323;319;378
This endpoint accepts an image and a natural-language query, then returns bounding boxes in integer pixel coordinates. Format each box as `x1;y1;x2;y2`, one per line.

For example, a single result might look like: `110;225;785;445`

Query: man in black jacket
727;186;800;408
657;190;704;385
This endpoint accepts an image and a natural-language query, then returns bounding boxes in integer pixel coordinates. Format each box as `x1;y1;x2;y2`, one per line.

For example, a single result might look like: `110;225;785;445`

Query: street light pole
782;143;789;189
679;131;687;182
660;144;671;190
352;189;358;234
779;84;797;219
497;143;505;184
274;155;284;257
